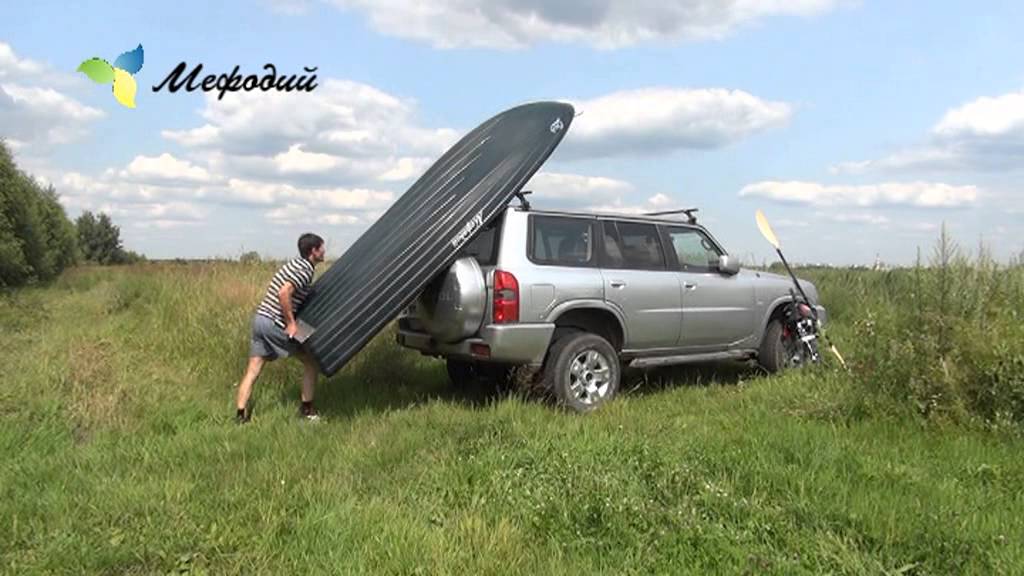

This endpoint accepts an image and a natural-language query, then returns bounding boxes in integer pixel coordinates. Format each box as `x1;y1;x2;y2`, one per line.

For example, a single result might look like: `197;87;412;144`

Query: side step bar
628;350;755;369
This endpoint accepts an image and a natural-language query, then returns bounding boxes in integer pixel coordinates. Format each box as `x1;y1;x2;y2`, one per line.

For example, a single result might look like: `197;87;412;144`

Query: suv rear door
525;214;605;322
599;220;682;350
661;225;756;350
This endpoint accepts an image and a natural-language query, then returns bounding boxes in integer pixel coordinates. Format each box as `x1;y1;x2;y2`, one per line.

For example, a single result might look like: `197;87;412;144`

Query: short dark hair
298;233;324;258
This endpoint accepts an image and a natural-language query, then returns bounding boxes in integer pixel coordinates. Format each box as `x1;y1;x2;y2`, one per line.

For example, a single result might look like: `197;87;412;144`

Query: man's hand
286;321;299;338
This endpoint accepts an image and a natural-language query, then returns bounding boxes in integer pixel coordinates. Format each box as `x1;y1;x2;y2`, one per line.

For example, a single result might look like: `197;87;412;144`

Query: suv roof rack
642;207;699;224
514;190;532;210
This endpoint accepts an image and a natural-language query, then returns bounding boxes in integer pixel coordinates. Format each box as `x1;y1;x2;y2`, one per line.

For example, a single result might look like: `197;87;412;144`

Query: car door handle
610;280;627;288
683;282;698;290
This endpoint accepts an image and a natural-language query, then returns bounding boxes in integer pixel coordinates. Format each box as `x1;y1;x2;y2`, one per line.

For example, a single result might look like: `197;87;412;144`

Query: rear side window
601;221;666;270
529;216;595;267
458;221;498;265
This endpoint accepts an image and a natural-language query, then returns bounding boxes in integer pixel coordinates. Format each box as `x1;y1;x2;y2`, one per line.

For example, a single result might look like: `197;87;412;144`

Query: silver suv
397;205;826;411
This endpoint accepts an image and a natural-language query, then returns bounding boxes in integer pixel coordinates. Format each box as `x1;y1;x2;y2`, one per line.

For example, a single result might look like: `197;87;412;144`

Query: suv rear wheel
544;331;620;412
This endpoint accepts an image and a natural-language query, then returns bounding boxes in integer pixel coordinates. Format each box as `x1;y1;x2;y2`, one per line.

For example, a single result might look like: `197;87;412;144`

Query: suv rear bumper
397;323;555;366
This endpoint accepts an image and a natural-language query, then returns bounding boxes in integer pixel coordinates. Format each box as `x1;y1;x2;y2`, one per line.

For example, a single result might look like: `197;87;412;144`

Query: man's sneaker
300;404;320;422
235;409;251;424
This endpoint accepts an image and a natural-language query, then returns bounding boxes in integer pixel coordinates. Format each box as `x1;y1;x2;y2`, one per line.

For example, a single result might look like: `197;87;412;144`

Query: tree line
1;140;142;289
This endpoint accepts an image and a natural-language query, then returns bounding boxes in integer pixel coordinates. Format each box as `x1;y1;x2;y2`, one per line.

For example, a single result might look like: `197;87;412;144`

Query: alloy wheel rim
568;349;612;405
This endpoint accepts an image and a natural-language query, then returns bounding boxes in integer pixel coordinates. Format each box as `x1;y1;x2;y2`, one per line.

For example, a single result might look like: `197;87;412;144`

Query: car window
458;220;498;265
665;227;722;271
602;221;665;270
529;216;595;267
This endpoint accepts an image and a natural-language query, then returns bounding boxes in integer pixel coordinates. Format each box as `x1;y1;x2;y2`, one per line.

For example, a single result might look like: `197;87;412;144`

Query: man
235;233;326;423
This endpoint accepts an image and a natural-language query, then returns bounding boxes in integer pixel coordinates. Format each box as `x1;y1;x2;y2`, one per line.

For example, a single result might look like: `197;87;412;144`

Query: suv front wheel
544;331;620;412
758;318;807;373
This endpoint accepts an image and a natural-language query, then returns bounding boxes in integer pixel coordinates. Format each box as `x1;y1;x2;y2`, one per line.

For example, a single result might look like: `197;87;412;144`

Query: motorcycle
756;210;846;369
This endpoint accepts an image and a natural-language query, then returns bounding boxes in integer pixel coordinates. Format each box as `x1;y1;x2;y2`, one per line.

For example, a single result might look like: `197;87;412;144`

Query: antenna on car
514;190;532;210
643;207;699;224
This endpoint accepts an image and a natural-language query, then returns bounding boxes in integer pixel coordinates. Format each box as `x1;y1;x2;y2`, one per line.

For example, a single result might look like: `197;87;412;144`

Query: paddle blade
755;209;781;250
829;344;848;370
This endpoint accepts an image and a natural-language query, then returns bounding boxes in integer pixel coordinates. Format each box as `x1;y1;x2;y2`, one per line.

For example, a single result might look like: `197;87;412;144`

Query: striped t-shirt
256;257;315;328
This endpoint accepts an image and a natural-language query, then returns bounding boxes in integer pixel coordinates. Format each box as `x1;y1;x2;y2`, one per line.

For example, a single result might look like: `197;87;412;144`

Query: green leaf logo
77;45;144;109
77;58;115;84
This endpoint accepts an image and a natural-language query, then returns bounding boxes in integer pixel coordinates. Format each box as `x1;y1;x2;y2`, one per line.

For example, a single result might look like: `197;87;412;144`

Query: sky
2;0;1023;266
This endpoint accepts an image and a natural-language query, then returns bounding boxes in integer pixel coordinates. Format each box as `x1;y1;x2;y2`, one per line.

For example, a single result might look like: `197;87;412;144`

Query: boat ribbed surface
299;101;574;375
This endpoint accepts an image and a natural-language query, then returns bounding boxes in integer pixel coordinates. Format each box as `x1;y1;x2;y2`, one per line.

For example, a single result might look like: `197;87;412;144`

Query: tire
758;319;801;373
419;257;487;343
543;332;620;412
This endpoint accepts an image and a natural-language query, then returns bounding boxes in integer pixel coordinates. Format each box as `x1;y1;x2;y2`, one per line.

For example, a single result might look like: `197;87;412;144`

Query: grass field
2;261;1022;574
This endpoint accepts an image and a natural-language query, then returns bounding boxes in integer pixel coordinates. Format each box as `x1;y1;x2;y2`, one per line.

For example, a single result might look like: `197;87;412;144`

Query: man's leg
299;352;317;403
236;355;266;413
295;352;320;420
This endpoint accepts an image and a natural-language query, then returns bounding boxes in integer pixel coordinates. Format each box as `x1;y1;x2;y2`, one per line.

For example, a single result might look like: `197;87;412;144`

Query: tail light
493;269;519;324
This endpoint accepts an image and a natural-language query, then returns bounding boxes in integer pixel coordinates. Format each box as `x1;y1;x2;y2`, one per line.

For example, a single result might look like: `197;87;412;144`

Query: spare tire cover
418;257;486;343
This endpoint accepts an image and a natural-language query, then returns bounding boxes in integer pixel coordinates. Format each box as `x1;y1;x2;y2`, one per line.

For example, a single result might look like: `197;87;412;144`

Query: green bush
76;210;143;265
0;140;79;287
238;250;261;264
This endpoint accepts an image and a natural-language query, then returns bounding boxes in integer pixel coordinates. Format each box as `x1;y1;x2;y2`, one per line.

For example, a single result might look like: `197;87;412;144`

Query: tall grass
800;228;1024;427
1;253;1023;574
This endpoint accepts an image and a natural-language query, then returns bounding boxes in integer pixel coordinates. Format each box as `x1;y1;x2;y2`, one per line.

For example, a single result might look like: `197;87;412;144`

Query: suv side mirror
717;254;740;276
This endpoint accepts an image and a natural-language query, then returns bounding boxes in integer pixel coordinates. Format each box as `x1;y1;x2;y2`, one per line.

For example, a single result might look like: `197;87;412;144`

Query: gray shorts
250;313;300;360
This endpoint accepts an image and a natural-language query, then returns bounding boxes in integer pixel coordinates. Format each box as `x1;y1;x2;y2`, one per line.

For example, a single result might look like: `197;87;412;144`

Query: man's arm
278;281;298;337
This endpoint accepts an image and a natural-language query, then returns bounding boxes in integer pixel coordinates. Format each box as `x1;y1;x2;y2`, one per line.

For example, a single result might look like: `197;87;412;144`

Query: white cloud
161;79;458;186
933;92;1024;139
377;156;434;181
162;124;219;147
266;203;364;226
166;86;791;183
273;144;342;174
562;88;791;158
163;79;455;158
585;193;688;215
135;220;203;230
318;213;363;225
0;84;103;147
128;201;208;230
325;0;842;49
821;211;890;225
834;89;1024;175
0;43;103;149
266;203;313;222
218;178;394;210
521;170;687;215
525;171;634;199
121;153;212;183
142;202;207;221
55;170;208;206
648;193;673;207
0;42;46;79
740;180;979;208
57;185;208;230
222;178;281;205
